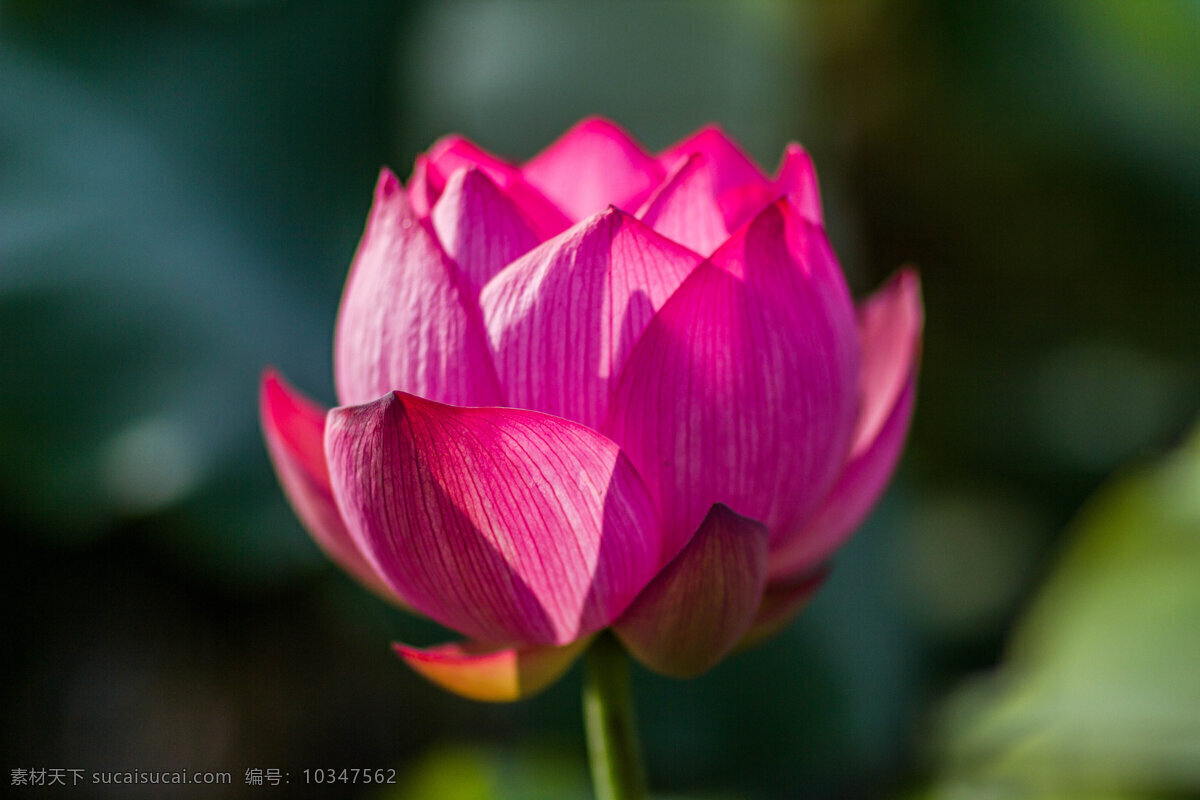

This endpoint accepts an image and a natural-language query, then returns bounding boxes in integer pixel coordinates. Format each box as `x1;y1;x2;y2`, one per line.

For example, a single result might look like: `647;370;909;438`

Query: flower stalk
583;632;647;800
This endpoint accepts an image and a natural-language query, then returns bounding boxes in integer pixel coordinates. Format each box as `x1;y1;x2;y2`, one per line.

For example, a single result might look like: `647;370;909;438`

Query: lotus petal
769;375;917;581
523;117;665;220
605;200;860;555
720;141;825;231
431;167;541;291
615;504;769;678
333;169;503;408
773;143;823;225
325;392;664;646
427;134;518;179
659;124;767;196
659;124;773;229
394;637;590;702
259;370;396;601
406;154;445;218
636;153;730;257
427;135;570;238
480;207;701;431
851;269;923;455
768;270;922;580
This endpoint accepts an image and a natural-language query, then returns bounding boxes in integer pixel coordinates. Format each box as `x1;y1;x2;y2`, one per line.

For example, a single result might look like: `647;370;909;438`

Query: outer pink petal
325;392;664;646
333;169;503;408
430;167;542;291
660;124;768;193
394;637;590;703
406;154;445;219
769;373;917;582
258;370;398;602
605;200;860;557
479;207;701;431
850;269;923;455
768;270;923;581
614;504;769;678
427;134;517;178
659;124;772;230
522;117;666;221
636;153;730;257
773;143;823;225
720;142;825;231
427;135;570;239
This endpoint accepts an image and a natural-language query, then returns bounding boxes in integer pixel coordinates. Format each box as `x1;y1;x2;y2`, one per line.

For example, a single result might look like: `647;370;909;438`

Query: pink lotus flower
261;118;922;701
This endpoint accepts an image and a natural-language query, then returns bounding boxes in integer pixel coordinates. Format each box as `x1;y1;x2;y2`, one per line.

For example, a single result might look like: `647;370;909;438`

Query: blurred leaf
384;744;589;800
383;742;738;800
929;418;1200;798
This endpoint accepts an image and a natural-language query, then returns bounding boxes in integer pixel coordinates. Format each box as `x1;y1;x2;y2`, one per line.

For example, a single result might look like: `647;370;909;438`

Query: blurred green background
3;1;1198;798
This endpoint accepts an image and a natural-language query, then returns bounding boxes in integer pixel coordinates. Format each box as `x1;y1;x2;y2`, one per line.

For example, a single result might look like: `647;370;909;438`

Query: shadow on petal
615;504;769;678
325;393;664;647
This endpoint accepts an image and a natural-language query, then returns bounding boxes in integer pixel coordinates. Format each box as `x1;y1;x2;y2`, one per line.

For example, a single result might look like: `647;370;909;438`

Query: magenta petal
395;637;590;702
768;271;923;581
636;154;730;257
428;134;518;179
430;167;542;291
259;370;397;601
325;392;665;646
662;126;798;234
660;125;768;192
427;135;570;239
522;117;665;220
406;154;445;219
773;143;823;225
659;125;773;229
714;142;823;234
614;504;769;678
480;207;702;430
605;200;860;556
769;378;916;581
851;269;923;455
333;169;503;408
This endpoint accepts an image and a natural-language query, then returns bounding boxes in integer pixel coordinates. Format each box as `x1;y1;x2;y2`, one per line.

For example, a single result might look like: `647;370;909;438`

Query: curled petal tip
892;267;924;310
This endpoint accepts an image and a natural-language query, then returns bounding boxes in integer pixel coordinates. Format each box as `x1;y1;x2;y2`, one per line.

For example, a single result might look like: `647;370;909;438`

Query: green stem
583;632;647;800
